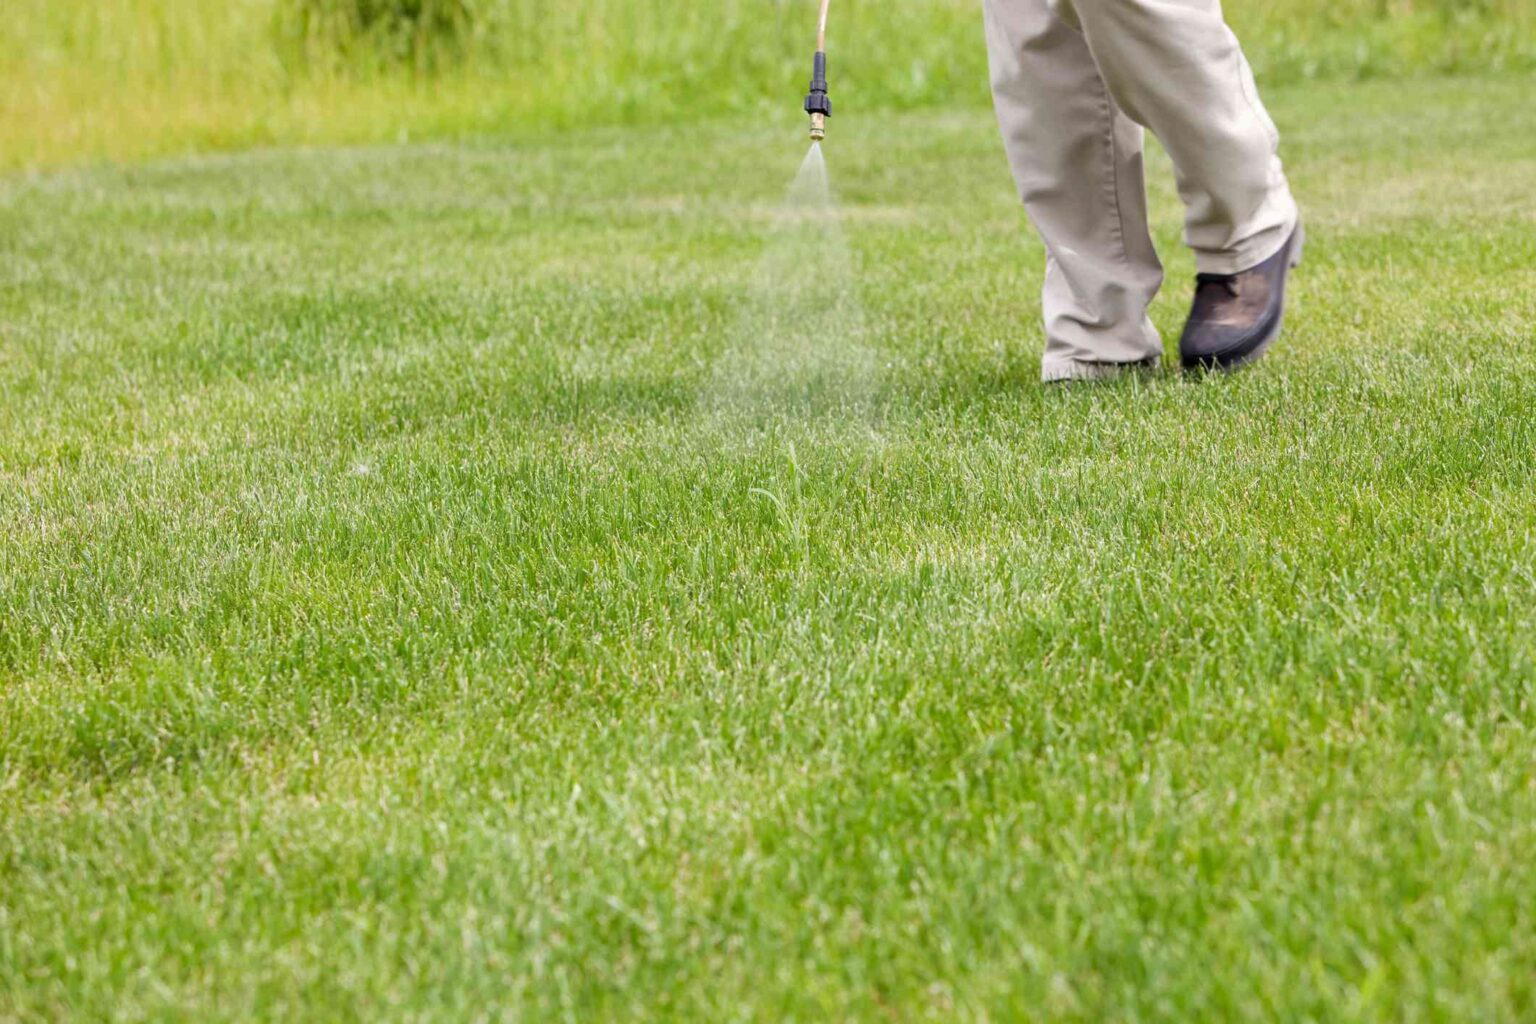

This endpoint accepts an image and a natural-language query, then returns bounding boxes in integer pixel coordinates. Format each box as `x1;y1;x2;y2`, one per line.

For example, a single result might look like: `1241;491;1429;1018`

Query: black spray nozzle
804;50;831;140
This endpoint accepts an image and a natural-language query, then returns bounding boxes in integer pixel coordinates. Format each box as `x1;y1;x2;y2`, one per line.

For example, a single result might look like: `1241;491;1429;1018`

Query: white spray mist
704;142;875;417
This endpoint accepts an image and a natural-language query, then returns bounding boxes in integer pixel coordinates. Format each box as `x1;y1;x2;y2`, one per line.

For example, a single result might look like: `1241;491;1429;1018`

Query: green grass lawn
2;73;1535;1021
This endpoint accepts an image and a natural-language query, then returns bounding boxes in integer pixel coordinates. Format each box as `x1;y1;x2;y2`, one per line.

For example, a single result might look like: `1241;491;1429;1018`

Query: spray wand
804;0;833;141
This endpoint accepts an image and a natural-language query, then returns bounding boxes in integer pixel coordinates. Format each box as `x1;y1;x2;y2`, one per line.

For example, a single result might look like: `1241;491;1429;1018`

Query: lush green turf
3;73;1536;1020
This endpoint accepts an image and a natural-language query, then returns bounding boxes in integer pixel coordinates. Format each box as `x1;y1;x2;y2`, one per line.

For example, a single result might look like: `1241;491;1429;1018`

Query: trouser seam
1231;35;1280;151
1091;67;1135;274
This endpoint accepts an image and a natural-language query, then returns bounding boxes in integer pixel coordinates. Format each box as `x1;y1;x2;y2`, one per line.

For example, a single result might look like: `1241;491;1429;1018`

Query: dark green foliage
275;0;476;72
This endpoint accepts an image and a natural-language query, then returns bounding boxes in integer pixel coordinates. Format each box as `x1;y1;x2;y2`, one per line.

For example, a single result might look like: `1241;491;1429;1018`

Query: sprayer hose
817;0;831;51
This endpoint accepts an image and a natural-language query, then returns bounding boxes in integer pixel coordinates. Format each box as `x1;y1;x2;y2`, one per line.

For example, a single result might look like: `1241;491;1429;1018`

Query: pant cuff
1041;356;1159;383
1193;206;1301;276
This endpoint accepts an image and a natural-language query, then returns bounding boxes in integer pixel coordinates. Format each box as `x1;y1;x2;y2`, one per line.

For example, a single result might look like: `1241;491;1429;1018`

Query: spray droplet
790;143;831;211
705;143;873;416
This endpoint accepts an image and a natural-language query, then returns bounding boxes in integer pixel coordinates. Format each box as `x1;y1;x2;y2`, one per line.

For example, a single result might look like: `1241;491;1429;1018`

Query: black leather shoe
1179;224;1303;372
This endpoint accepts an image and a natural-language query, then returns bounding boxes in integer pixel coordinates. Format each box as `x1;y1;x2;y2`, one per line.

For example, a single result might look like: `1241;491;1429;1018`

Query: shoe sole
1181;224;1304;374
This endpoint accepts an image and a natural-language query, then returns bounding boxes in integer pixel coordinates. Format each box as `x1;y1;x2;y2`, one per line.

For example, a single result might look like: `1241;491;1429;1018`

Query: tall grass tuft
3;0;1534;169
273;0;476;74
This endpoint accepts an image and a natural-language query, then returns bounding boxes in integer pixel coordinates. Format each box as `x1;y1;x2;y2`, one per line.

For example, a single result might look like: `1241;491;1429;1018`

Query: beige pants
984;0;1299;381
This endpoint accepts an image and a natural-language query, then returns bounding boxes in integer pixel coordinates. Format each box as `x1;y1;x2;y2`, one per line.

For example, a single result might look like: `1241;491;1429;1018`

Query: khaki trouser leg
984;0;1164;381
984;0;1299;380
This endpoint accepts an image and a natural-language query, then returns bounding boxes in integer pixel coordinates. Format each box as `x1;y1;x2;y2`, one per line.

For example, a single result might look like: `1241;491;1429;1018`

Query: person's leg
984;0;1164;382
1067;0;1299;275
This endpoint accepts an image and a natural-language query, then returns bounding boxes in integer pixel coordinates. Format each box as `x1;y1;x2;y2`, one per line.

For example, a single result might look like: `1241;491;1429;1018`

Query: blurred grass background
4;0;1535;171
